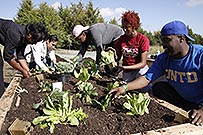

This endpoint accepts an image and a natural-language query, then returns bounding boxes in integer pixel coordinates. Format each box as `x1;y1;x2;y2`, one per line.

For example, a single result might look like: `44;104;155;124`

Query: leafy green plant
81;59;98;75
32;91;88;134
107;81;119;91
91;94;113;111
54;59;76;74
74;66;90;82
38;80;52;92
123;93;150;116
76;81;98;103
30;66;43;76
100;49;117;67
74;67;98;103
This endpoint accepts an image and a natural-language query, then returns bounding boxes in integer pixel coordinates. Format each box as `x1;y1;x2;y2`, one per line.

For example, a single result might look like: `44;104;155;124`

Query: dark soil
0;57;181;135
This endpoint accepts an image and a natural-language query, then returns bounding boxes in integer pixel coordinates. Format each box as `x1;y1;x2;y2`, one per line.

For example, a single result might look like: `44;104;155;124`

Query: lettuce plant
107;81;120;91
32;91;88;133
38;80;52;92
100;50;115;65
123;93;150;116
74;67;98;103
74;66;90;82
76;81;98;103
91;94;113;111
54;59;76;74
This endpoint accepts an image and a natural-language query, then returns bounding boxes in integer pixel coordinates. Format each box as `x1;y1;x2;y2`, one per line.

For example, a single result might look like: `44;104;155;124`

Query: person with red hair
115;11;150;89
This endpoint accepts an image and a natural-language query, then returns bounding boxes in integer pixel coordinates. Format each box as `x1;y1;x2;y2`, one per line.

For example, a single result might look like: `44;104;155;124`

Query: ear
178;35;185;43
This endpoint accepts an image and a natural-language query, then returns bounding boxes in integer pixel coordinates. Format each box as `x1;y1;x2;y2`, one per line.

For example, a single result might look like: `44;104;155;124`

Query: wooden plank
152;98;189;123
1;74;203;135
0;76;21;130
132;123;203;135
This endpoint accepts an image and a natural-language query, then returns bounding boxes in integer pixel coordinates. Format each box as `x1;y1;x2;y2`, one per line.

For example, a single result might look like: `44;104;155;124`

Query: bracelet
122;84;128;93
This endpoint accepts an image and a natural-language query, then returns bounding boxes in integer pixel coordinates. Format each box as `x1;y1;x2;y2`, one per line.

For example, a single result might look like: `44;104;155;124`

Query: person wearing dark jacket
0;18;49;98
72;23;124;65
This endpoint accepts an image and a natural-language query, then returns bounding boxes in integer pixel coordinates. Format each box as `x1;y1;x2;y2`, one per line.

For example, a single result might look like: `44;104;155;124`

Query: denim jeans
152;81;199;111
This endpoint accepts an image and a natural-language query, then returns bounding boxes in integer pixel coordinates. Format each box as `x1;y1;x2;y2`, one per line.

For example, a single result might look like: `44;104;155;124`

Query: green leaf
69;116;79;126
43;108;57;116
49;123;55;134
123;102;132;110
32;116;49;125
32;102;42;109
123;93;150;116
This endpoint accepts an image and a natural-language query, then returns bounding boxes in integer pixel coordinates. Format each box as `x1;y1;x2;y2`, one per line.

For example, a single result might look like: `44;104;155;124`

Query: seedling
91;94;113;111
38;80;52;92
76;81;98;103
123;93;150;116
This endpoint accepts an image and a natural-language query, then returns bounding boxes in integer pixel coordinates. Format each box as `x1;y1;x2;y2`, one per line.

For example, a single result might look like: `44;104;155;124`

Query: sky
0;0;203;35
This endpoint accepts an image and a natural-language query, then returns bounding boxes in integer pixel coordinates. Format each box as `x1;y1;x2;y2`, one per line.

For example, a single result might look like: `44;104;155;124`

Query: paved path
55;49;96;60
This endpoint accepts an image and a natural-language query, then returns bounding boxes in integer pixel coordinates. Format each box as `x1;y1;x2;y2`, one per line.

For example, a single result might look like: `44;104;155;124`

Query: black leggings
0;51;5;98
152;81;198;111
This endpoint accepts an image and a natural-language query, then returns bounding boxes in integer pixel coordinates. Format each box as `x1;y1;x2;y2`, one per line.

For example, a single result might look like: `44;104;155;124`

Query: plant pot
51;73;69;83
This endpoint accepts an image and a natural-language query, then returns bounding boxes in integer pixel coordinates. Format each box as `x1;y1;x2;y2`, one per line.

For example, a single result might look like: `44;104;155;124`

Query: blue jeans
152;81;199;111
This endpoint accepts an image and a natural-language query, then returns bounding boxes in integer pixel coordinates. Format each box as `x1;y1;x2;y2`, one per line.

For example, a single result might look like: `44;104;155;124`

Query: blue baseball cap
161;20;195;41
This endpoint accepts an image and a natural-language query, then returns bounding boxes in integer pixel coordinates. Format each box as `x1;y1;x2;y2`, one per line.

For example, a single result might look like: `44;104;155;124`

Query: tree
14;0;38;24
59;1;104;49
36;3;67;48
109;17;119;25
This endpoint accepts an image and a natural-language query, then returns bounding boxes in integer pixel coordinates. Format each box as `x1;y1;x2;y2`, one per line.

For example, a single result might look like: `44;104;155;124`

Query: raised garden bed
1;58;203;135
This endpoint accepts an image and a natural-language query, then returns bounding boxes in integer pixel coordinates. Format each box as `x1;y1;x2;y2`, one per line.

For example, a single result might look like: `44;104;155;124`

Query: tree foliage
14;0;104;49
14;0;203;49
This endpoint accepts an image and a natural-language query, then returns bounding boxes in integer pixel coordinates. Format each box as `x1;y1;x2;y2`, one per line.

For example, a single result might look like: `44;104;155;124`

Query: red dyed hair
121;10;140;30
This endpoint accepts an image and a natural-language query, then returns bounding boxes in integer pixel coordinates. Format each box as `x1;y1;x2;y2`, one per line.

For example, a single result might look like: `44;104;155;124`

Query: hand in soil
108;86;126;98
22;70;31;78
188;108;203;126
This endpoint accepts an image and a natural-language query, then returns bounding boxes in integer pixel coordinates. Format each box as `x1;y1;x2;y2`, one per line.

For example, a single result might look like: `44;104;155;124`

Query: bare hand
46;70;52;74
189;108;203;126
108;86;126;98
22;70;31;78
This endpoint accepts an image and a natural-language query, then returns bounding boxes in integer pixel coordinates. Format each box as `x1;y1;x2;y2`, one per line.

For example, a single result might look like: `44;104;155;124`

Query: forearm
123;61;147;70
18;59;30;72
126;75;150;91
8;59;27;73
109;75;150;98
123;51;148;70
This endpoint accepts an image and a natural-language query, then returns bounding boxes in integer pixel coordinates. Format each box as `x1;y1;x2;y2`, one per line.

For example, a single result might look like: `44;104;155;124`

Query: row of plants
29;51;151;133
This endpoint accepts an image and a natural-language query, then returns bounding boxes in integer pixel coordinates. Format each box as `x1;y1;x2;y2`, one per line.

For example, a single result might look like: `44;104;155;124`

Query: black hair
25;22;49;43
48;35;58;42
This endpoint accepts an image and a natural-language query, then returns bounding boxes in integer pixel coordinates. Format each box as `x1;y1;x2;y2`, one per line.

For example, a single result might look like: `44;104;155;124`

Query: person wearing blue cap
109;20;203;126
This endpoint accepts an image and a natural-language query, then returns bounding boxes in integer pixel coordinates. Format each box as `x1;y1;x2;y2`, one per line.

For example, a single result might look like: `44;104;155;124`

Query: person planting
72;23;124;66
0;18;49;97
109;20;203;126
114;10;150;84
